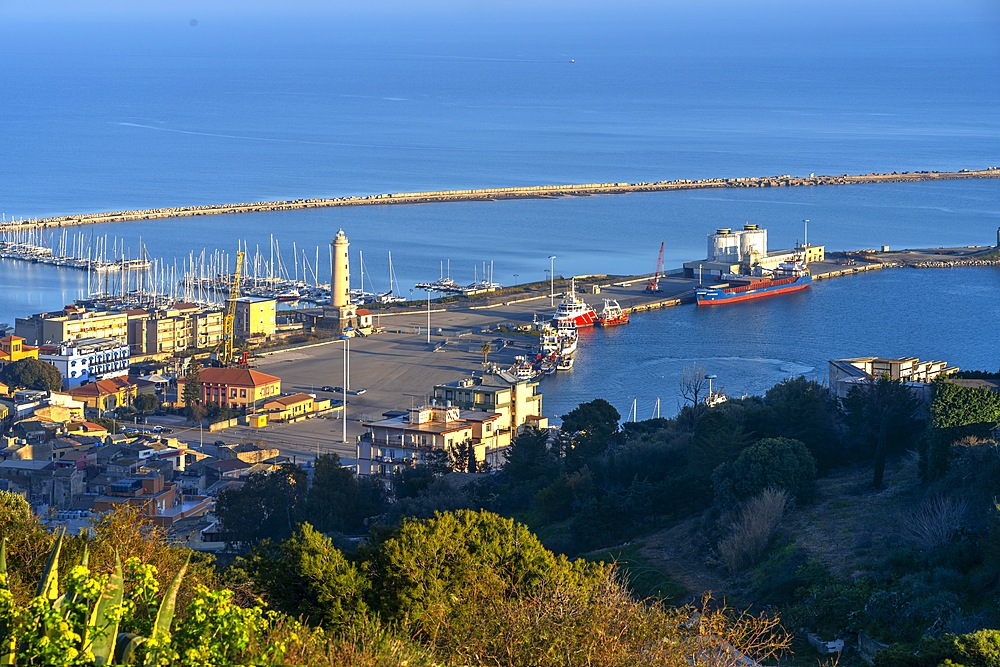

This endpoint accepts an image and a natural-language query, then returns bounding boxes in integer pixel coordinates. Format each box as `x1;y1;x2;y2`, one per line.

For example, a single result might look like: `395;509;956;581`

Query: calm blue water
543;266;1000;419
2;3;998;418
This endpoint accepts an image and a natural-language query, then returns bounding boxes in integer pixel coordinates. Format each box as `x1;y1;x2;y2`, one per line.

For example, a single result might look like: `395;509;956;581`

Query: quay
130;242;999;463
5;167;999;231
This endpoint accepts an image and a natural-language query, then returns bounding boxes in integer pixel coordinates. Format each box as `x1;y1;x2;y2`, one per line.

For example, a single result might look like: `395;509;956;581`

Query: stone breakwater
7;168;999;231
907;258;1000;268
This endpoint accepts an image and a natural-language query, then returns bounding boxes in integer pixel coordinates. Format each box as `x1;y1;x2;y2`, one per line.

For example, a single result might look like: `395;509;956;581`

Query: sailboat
375;251;407;303
350;249;377;304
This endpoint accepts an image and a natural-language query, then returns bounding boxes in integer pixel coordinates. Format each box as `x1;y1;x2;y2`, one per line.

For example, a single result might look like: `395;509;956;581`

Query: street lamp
340;340;348;444
548;255;557;307
341;330;352;391
426;289;431;344
513;273;519;286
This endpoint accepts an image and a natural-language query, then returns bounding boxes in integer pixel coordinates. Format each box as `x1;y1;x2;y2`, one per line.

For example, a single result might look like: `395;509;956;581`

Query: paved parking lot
160;277;692;465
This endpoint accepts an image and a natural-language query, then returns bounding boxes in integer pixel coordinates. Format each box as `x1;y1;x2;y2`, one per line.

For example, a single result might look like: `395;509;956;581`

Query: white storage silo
739;224;768;265
709;228;741;262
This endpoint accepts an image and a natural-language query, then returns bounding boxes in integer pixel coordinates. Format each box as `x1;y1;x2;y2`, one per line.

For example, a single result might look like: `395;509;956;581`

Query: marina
0;227;151;274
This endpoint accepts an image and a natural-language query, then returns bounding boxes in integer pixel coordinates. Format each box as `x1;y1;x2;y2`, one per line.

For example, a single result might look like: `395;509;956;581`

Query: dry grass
638;459;927;600
902;495;969;549
718;489;789;573
260;575;791;667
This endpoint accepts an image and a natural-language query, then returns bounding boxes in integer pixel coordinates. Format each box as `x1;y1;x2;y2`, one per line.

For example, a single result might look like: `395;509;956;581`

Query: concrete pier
6;168;999;231
182;245;998;461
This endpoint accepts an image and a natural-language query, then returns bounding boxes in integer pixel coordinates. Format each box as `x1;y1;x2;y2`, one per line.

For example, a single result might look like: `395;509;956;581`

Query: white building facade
38;337;130;389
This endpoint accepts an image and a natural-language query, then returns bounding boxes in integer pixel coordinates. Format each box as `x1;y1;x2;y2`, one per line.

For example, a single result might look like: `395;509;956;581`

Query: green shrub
713;437;816;509
233;523;369;630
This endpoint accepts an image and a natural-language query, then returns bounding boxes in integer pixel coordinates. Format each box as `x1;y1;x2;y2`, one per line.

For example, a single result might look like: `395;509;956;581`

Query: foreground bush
363;510;790;666
1;502;790;665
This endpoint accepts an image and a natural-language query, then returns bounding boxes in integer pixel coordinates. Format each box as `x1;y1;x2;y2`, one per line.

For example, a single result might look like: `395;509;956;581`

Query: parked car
321;386;343;393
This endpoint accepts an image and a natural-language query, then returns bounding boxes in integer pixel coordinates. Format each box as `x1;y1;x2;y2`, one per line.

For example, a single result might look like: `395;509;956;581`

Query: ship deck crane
217;250;245;367
646;241;664;292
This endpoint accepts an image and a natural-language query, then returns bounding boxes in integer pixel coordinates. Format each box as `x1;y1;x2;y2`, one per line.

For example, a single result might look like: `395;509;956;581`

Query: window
240;389;246;397
486;423;492;432
231;389;238;398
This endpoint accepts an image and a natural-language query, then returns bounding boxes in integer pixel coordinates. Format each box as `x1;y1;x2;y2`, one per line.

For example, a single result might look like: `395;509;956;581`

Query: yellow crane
217;250;245;367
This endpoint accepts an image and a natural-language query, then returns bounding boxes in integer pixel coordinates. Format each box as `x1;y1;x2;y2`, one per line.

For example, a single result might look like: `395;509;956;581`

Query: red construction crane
646;242;664;292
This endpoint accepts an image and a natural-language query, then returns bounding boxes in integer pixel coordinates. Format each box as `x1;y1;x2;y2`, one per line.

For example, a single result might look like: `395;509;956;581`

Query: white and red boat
552;280;597;328
595;298;629;326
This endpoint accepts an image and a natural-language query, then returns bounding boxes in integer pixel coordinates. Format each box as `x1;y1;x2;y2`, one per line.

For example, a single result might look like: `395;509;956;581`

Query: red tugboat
595;298;629;326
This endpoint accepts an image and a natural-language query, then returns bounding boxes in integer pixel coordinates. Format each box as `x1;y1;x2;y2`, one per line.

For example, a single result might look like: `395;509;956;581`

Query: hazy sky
3;0;997;56
4;0;998;24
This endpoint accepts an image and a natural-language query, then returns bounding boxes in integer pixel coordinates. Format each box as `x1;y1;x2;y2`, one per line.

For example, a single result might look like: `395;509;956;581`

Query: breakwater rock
6;168;999;231
907;258;1000;268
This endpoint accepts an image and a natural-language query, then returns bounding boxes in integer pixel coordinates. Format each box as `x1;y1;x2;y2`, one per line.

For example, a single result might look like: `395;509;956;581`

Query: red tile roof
199;367;280;387
265;393;314;407
68;377;135;398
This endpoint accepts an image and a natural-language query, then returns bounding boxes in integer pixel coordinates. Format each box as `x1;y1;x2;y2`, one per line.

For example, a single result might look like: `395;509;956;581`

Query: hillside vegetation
4;374;999;665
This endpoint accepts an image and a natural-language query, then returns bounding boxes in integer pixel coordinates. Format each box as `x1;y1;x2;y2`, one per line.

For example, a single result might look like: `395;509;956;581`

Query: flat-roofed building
128;304;224;356
829;356;959;401
38;337;130;389
234;296;277;340
432;374;546;437
16;308;128;346
360;403;503;475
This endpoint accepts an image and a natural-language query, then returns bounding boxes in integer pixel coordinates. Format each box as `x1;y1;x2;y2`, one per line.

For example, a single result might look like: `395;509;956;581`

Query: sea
2;2;999;420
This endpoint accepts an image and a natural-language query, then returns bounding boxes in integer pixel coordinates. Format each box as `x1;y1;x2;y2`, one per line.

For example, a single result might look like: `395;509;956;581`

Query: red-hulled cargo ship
695;262;811;306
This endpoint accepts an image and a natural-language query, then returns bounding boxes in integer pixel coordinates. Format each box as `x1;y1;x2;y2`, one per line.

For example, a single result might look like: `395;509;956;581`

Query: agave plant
0;532;188;666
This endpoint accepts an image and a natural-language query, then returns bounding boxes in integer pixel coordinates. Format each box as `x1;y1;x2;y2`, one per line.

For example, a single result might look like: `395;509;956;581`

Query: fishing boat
557;355;574;371
595;298;629;326
539;319;578;358
511;356;540;381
